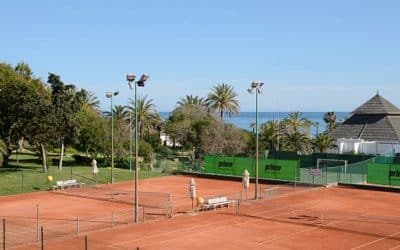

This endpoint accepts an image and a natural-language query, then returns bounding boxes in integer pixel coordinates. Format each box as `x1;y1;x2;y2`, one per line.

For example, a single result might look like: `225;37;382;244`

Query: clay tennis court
2;175;400;249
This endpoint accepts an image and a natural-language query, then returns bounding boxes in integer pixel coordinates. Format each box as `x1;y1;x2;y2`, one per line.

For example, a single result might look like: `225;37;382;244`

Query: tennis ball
197;196;204;206
47;175;53;182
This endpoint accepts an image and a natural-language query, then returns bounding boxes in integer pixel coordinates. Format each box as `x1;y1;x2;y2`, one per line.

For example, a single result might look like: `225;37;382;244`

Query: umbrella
243;169;250;189
189;178;196;213
242;169;250;204
189;178;197;199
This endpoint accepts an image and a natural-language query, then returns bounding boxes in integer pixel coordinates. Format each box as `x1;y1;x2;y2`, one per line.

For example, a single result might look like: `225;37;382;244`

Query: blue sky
1;0;400;112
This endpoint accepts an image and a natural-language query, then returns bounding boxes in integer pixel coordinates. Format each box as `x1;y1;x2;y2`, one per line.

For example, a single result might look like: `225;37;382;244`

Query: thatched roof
331;94;400;143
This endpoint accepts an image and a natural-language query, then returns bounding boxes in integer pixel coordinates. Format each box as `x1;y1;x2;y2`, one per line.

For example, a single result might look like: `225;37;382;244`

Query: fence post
85;235;88;250
142;207;145;223
3;218;5;250
40;226;44;250
76;217;80;236
36;204;39;242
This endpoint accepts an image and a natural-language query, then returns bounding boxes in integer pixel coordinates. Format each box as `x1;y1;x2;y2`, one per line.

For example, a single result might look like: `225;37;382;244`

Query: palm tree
283;112;313;134
128;95;162;139
282;130;312;154
323;112;338;133
83;90;100;110
207;83;239;120
104;105;130;121
260;120;282;151
177;95;208;107
313;133;336;153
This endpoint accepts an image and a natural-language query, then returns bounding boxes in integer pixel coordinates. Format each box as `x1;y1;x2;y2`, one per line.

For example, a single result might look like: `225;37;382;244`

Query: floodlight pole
255;87;259;200
129;112;132;172
134;80;139;223
249;81;263;200
106;91;118;184
127;73;148;224
110;94;115;184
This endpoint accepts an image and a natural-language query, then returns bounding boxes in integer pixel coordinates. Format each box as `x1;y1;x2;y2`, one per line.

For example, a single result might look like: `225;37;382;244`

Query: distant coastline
160;112;349;134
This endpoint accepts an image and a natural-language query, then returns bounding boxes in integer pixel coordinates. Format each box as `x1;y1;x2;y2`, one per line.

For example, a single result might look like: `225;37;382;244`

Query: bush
156;145;173;158
72;154;108;167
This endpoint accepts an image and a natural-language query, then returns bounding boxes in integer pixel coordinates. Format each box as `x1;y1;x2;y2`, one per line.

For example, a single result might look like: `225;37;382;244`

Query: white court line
259;212;370;245
111;201;323;248
351;231;400;250
109;205;296;247
389;244;400;250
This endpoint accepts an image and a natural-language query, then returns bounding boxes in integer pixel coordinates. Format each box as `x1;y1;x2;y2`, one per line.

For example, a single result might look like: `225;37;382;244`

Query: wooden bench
52;179;85;190
201;196;234;211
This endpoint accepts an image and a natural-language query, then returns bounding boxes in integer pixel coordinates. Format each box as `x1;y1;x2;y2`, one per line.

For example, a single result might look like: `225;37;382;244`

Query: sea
160;112;349;135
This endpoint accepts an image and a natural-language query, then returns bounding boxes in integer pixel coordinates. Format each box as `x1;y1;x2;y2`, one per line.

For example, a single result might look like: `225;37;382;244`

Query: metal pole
135;82;139;223
40;226;44;250
76;217;80;236
255;89;259;200
36;204;39;242
21;170;24;192
85;235;88;250
111;96;114;184
129;112;133;172
3;218;5;250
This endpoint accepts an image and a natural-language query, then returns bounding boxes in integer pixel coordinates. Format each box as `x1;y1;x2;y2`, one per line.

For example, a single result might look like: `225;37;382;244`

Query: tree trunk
40;143;47;173
58;142;64;170
16;138;24;164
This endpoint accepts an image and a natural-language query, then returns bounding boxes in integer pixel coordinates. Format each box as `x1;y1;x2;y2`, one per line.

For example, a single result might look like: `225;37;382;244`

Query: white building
331;94;400;155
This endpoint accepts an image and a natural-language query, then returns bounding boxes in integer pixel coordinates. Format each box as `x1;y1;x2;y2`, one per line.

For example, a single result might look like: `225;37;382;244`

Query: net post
40;226;44;250
76;217;80;236
168;194;173;218
2;218;5;250
36;204;39;243
85;235;88;250
142;207;145;223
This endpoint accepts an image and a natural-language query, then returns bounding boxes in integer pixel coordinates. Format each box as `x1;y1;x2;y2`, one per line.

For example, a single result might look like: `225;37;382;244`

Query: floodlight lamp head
251;81;258;89
106;92;113;98
247;88;253;94
139;74;149;83
260;82;264;87
126;74;136;82
113;91;119;96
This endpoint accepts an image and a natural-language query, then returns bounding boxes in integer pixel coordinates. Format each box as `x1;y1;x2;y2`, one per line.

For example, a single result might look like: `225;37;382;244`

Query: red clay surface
2;175;400;250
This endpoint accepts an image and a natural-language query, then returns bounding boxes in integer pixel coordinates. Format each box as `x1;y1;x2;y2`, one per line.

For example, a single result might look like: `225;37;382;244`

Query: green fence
204;155;299;182
367;163;400;186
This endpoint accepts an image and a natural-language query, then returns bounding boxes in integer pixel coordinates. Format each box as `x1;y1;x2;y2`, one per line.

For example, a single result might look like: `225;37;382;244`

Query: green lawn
0;152;170;196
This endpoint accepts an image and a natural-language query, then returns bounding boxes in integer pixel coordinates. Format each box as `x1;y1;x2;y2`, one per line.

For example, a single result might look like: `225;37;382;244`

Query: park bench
52;179;85;191
201;196;234;211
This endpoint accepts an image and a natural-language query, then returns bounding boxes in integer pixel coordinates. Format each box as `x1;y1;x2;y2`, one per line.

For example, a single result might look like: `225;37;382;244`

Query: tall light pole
248;81;264;200
106;91;119;184
127;73;149;223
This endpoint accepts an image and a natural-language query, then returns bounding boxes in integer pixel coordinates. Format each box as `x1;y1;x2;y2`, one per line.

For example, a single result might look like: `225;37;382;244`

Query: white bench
52;179;85;190
201;196;234;210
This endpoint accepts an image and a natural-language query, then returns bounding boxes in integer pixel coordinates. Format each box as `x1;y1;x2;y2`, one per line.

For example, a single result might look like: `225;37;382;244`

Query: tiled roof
352;94;400;115
331;95;400;142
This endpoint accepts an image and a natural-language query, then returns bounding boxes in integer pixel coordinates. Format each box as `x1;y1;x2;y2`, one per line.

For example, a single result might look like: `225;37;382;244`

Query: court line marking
128;202;327;249
389;244;400;250
110;201;322;248
109;205;298;247
259;212;370;245
351;231;400;250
